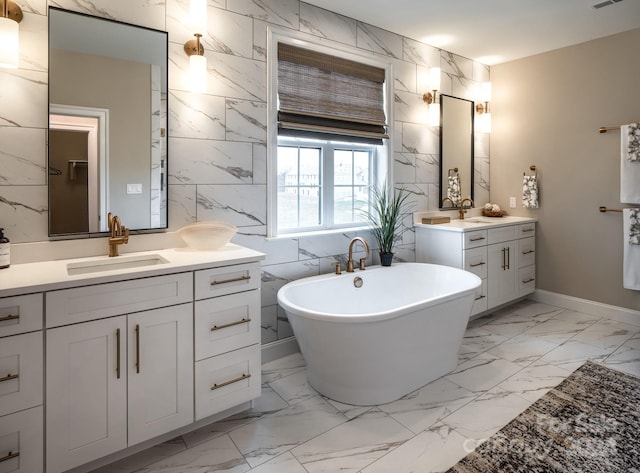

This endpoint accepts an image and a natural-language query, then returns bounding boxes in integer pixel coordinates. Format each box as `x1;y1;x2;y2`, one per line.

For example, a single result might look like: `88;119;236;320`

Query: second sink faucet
346;237;370;272
108;212;129;257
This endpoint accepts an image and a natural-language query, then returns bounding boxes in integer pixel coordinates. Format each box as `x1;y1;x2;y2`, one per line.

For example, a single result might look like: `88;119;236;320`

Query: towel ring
448;167;459;177
524;165;537;177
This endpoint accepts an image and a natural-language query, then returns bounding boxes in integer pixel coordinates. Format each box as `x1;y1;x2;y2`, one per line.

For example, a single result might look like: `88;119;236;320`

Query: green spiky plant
366;183;410;264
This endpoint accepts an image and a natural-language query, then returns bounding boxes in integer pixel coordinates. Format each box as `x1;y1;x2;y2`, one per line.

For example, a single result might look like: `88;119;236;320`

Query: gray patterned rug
446;361;640;473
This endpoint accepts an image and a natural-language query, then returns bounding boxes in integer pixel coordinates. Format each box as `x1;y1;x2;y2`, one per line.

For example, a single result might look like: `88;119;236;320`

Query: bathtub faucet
346;237;370;272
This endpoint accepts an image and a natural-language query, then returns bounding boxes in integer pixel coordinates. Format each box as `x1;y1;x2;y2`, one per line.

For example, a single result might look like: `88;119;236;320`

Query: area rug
446;361;640;473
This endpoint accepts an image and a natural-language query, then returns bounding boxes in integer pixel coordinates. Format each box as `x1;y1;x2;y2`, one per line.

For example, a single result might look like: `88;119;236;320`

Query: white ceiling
301;0;640;65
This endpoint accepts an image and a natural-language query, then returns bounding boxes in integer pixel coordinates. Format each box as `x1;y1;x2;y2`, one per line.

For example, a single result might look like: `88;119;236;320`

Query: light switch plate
127;183;142;194
509;196;516;208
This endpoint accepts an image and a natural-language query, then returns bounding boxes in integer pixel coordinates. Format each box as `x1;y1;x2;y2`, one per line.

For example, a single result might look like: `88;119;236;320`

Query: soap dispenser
0;228;9;269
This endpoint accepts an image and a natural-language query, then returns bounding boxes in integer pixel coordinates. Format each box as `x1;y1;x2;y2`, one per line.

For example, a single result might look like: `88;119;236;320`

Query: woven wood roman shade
277;43;388;144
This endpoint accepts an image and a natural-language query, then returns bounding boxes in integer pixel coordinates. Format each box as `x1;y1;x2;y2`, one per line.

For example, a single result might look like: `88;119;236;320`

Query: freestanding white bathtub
277;262;481;405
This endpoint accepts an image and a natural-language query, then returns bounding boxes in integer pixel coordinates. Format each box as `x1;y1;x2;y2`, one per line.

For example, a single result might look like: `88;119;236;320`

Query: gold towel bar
599;126;620;133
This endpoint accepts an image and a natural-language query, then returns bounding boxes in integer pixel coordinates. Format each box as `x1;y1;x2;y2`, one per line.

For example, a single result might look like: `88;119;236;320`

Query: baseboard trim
531;289;640;327
261;337;300;364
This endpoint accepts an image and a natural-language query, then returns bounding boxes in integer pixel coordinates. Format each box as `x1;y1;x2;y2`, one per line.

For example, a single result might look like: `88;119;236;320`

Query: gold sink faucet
346;237;370;272
459;198;474;220
108;212;129;257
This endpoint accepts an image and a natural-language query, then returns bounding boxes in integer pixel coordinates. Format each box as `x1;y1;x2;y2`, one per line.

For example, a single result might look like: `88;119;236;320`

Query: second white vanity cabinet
416;217;536;316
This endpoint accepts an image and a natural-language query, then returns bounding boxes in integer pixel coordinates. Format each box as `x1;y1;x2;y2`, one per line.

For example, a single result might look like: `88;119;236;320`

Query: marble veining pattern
90;302;639;473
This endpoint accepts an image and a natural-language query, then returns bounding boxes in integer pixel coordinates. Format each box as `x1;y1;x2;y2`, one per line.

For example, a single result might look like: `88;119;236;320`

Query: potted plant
366;183;410;266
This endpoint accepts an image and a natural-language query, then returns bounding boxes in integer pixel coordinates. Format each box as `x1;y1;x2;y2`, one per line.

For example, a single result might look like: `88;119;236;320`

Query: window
277;138;375;233
268;30;392;237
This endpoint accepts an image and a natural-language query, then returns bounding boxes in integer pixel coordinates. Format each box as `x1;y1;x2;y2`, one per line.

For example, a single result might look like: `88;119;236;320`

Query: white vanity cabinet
416;217;536;316
45;274;194;473
0;294;44;473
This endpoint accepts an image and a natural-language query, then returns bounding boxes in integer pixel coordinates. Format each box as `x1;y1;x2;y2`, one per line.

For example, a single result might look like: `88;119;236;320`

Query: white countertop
414;215;537;232
0;244;265;297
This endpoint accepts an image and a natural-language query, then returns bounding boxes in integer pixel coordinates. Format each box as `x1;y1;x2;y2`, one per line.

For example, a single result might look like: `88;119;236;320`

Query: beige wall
491;28;640;311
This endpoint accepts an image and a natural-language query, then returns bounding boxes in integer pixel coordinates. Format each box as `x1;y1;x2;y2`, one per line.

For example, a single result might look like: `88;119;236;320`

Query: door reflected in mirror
439;94;474;208
48;7;168;236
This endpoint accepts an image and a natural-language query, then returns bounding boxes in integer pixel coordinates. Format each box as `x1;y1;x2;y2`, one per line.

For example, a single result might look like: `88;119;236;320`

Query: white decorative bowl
176;221;238;250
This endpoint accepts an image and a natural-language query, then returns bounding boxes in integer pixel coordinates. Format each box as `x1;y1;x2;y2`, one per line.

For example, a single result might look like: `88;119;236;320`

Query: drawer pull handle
0;373;19;383
522;278;535;284
135;324;141;374
0;314;19;323
211;318;252;332
210;275;250;286
522;250;535;255
0;451;19;463
470;262;486;267
116;328;121;379
469;237;485;242
522;228;534;233
211;373;251;391
474;295;486;301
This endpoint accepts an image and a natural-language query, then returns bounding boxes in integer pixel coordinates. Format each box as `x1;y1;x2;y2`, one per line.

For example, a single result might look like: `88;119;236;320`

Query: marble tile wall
0;0;490;342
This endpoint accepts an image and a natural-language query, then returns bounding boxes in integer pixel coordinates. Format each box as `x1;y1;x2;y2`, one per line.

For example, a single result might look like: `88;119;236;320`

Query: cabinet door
46;316;127;473
487;241;518;309
127;304;193;446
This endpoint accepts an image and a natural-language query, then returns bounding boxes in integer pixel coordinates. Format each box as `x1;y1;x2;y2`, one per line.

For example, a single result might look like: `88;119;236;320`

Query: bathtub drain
353;276;363;288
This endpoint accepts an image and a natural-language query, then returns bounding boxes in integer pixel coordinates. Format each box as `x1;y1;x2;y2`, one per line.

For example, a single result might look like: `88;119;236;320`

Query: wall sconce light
183;0;207;93
476;82;491;133
423;67;441;126
0;0;23;69
184;33;207;93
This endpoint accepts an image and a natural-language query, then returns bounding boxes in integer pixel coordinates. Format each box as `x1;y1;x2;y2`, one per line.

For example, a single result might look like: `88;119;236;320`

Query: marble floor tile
246;452;308;473
268;368;317;405
291;409;414;473
521;310;601;343
89;437;187;473
360;423;468;473
445;353;523;393
323;397;373;420
380;377;477;434
487;334;560;366
603;335;640;377
536;340;613;371
229;395;347;468
491;363;572;403
458;327;510;361
441;388;532;441
569;318;637;351
509;301;565;322
139;434;249;473
260;352;306;383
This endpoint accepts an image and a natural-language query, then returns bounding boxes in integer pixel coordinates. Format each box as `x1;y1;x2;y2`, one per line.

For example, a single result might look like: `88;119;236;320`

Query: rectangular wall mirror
439;94;474;208
48;7;168;236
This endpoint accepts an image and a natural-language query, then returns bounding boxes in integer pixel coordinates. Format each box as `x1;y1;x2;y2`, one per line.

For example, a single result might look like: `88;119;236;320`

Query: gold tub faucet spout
108;212;129;257
346;237;370;272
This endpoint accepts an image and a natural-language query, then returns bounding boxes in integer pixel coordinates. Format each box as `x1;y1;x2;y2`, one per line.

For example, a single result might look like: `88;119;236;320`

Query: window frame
267;28;394;238
276;137;378;234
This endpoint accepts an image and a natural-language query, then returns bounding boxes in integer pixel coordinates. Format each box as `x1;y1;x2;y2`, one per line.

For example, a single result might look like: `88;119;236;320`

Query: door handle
135;324;140;374
116;328;121;379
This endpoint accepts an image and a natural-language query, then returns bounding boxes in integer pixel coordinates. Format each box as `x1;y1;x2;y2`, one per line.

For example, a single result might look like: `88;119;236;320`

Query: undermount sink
463;218;494;224
67;254;169;276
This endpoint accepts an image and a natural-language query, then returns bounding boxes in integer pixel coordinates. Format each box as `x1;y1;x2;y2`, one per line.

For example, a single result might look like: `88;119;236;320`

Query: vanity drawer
464;247;487;278
0;406;43;473
46;273;193;328
471;279;488;316
0;294;42;338
195;291;260;361
518;237;536;268
0;332;43;417
463;230;488;249
195;263;261;301
518;223;536;238
519;265;536;296
488;225;518;244
195;344;261;421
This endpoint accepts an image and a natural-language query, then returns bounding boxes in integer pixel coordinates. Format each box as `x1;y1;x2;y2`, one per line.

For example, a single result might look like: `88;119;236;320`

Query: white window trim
266;27;394;238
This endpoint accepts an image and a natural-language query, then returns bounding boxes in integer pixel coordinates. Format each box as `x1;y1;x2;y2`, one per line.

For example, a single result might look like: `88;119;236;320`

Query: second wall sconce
0;0;23;69
475;81;491;133
423;67;441;126
184;0;207;93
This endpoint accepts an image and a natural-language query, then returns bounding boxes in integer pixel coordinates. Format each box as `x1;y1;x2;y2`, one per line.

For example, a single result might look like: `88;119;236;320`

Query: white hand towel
623;209;640;290
620;124;640;204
